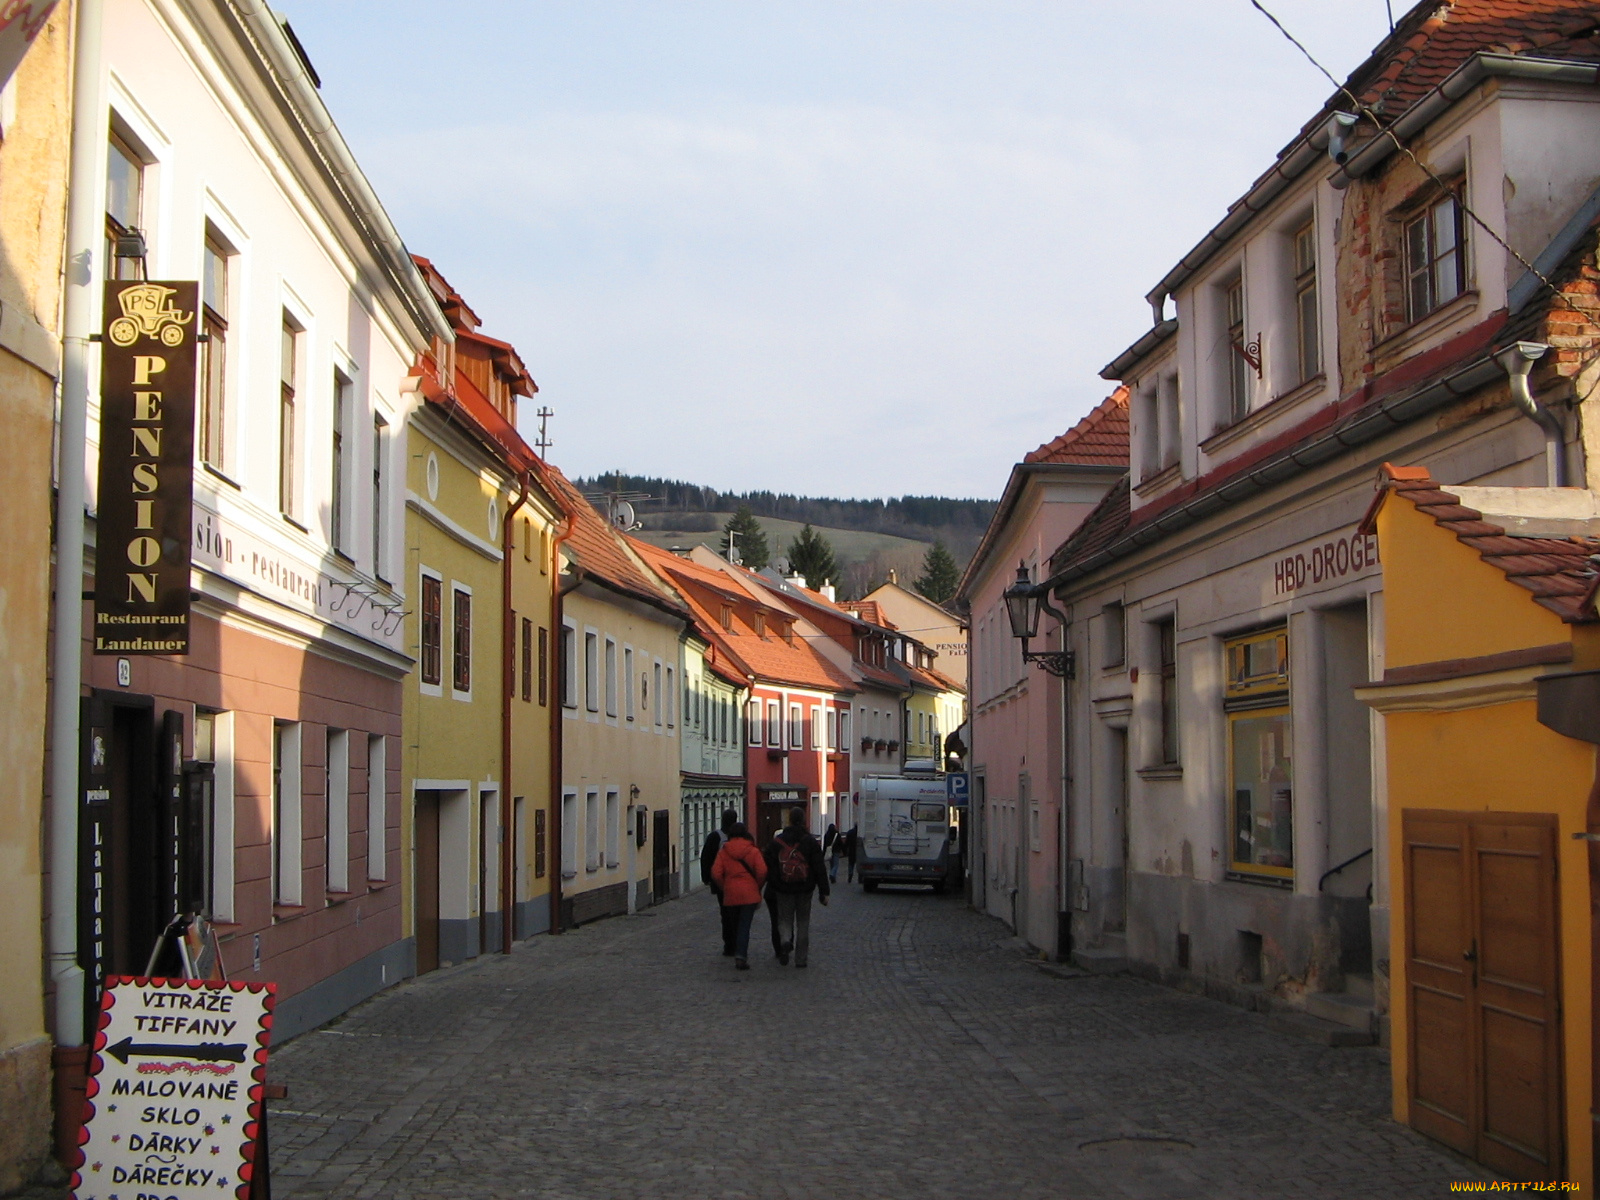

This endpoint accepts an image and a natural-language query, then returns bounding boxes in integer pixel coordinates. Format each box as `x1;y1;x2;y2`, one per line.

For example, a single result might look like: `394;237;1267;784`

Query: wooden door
1403;811;1562;1180
415;793;440;975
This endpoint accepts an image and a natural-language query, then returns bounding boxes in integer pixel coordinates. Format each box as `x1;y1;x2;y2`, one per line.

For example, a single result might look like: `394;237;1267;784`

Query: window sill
1201;373;1326;456
1224;869;1294;890
1136;765;1182;781
272;903;308;920
365;878;394;889
282;514;309;534
201;462;241;490
332;548;354;566
1370;290;1478;360
1133;461;1181;499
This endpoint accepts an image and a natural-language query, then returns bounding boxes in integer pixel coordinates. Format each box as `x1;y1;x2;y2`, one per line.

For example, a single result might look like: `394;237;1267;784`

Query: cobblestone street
245;883;1499;1200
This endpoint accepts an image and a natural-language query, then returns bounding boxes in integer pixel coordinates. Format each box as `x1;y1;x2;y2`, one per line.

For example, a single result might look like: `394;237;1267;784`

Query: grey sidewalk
255;883;1493;1200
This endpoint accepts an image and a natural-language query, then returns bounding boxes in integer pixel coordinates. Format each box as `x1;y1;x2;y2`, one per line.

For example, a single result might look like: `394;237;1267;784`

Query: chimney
888;568;898;585
820;584;836;602
786;573;808;590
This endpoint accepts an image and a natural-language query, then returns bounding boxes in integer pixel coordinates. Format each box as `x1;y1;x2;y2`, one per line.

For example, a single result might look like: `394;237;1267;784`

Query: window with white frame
560;623;577;708
666;666;675;727
749;700;763;745
585;789;600;872
767;700;780;747
331;369;352;554
826;708;838;751
1224;275;1249;425
790;704;804;749
279;313;301;519
605;789;620;868
1404;187;1465;323
561;790;578;878
811;706;823;750
199;228;232;469
325;728;350;893
604;638;618;718
584;632;599;713
624;647;635;720
839;708;850;747
367;733;386;880
1292;220;1319;385
272;721;302;905
654;662;664;727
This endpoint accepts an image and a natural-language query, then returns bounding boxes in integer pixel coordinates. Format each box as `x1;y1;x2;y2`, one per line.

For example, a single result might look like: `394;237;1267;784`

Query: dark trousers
765;891;783;954
772;890;814;965
718;900;740;954
731;903;759;960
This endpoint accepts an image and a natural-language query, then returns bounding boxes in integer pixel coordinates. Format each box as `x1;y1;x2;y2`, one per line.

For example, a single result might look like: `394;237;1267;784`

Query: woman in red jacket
711;824;767;969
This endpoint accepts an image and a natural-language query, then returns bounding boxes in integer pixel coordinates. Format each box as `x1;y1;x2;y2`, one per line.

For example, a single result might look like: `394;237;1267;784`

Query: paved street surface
256;883;1494;1200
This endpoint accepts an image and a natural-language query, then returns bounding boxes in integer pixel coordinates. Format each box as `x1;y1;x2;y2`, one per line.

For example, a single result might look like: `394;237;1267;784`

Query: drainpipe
547;519;578;935
1497;341;1565;487
48;0;105;1163
51;0;105;1053
499;468;531;955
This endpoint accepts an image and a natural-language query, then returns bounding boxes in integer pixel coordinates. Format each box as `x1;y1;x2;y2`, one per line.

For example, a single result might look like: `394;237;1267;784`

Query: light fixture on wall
112;227;148;279
1002;562;1074;678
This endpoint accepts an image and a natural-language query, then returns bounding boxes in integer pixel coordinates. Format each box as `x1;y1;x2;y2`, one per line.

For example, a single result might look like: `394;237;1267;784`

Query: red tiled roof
1047;477;1132;578
1343;1;1600;118
631;542;856;694
1364;463;1600;622
839;600;894;629
544;468;687;616
1025;388;1131;466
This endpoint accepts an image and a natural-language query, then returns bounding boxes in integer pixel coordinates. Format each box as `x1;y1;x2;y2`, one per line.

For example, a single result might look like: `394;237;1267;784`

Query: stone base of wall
563;882;628;928
0;1037;52;1194
514;897;552;939
272;939;416;1044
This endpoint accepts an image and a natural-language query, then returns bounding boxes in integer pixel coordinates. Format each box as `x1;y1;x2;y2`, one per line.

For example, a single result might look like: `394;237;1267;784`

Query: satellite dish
613;500;636;530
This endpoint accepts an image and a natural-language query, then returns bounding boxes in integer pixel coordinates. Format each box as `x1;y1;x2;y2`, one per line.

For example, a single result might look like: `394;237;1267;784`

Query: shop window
1225;626;1292;884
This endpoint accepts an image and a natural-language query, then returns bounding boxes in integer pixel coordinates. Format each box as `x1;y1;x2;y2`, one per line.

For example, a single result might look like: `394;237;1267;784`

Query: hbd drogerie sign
72;977;275;1200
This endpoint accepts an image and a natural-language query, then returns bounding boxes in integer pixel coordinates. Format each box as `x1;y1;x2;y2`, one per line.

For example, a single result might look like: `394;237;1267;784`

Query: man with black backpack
701;808;741;956
762;806;830;968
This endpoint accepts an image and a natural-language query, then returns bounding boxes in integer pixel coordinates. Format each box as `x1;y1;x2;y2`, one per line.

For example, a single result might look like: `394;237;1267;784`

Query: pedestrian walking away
763;806;829;967
709;822;767;969
824;822;841;883
700;807;741;956
844;824;859;884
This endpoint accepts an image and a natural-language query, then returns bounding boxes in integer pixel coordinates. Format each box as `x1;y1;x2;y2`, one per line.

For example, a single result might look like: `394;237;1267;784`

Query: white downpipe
50;0;106;1048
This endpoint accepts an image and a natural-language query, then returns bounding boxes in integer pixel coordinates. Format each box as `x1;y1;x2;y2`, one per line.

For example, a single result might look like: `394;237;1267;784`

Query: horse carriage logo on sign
92;281;199;656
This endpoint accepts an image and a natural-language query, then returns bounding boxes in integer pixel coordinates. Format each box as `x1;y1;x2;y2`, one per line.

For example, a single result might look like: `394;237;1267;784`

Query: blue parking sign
946;772;970;806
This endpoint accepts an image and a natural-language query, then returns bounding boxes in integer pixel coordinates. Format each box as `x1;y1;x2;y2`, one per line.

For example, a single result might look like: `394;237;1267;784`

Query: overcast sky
278;1;1397;500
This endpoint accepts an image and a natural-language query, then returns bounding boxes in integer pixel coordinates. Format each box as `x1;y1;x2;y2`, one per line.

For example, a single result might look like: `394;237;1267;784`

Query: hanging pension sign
72;977;275;1200
93;280;199;656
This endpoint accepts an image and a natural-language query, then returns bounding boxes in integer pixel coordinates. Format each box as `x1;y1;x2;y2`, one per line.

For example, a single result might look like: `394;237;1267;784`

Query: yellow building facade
1359;464;1599;1188
402;261;559;970
548;470;689;926
0;9;70;1190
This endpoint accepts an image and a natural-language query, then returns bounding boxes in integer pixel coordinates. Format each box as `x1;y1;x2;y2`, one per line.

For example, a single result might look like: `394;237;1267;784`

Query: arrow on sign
106;1038;246;1065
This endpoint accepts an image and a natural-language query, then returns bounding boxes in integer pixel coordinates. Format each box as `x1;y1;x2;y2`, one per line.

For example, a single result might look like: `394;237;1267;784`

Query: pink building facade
959;393;1127;955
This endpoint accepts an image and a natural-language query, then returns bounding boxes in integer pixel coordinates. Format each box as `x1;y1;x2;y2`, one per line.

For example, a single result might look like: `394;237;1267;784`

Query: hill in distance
574;474;997;601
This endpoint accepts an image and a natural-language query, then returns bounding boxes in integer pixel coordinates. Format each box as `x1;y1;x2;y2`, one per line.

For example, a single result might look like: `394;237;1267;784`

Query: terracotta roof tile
545;467;687;616
630;541;857;694
1024;388;1131;466
1047;477;1133;578
1371;463;1600;622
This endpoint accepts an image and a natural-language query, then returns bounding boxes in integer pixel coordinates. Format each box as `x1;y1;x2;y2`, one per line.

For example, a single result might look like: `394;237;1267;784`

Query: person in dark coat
762;807;830;967
845;825;859;883
823;823;841;882
700;808;741;956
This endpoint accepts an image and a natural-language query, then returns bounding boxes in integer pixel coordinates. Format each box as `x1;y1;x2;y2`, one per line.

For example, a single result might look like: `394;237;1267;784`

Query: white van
857;774;955;893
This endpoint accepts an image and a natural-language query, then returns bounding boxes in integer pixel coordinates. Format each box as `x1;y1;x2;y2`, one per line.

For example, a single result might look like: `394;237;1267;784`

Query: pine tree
914;540;960;603
786;524;838;588
722;505;769;570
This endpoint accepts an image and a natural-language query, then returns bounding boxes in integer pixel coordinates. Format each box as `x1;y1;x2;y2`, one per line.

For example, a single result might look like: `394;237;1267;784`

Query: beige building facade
0;7;70;1190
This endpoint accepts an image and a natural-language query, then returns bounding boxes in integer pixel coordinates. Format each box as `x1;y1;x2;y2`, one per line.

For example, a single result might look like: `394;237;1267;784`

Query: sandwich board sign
72;977;276;1200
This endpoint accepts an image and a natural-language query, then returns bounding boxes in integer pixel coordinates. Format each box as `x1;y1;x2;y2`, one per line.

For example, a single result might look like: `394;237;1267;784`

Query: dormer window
720;603;734;631
1404;188;1465;323
754;612;767;638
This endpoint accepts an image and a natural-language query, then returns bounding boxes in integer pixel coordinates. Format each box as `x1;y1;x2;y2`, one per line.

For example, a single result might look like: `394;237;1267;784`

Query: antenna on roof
535;406;554;456
1385;0;1394;31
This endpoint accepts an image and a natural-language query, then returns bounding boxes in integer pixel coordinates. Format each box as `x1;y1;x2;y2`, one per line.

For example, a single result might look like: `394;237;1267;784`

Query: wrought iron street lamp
1002;562;1074;678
